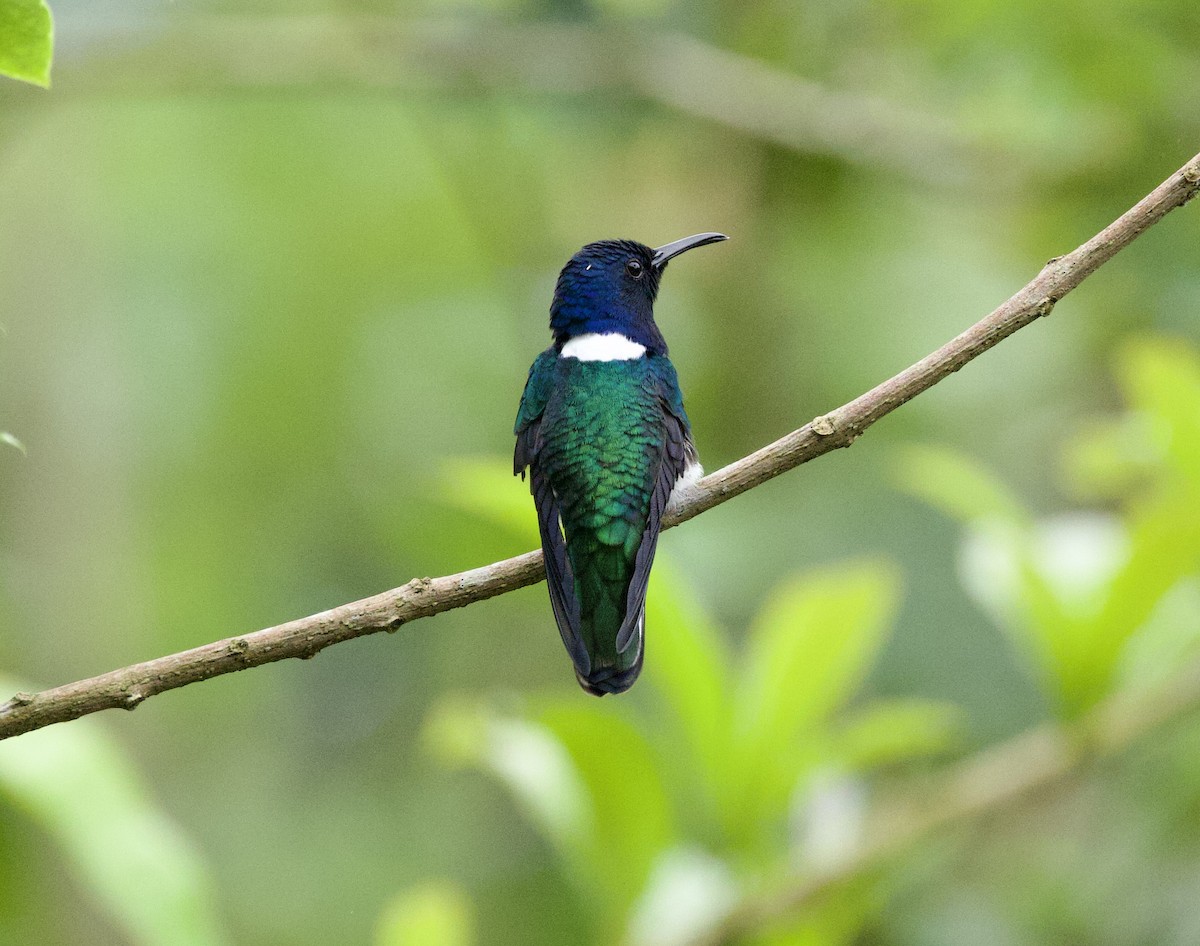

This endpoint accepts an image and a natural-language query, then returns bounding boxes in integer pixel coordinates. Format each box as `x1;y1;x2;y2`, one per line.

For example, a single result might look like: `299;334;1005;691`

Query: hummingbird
514;232;727;695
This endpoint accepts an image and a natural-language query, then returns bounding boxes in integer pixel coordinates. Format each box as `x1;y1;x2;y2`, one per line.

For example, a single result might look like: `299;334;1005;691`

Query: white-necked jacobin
514;233;728;695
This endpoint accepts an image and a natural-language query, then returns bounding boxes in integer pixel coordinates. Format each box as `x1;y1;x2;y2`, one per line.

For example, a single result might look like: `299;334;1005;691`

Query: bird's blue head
549;232;728;355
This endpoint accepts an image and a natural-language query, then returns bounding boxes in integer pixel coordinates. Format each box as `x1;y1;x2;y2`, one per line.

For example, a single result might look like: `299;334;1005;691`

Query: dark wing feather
514;422;537;479
615;365;696;654
514;348;559;477
530;463;589;673
514;348;590;673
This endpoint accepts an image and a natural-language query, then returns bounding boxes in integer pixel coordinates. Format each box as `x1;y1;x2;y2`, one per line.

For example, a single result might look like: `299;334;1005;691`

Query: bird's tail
574;608;644;697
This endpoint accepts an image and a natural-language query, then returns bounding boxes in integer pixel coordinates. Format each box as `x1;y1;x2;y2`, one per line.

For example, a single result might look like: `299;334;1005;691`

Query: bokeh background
2;2;1200;944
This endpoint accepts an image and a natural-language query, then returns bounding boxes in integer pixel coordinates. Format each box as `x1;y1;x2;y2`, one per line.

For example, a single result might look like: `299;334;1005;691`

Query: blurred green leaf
742;886;873;946
1062;415;1159;500
641;558;734;824
731;561;900;834
375;882;474;946
1117;579;1200;693
905;341;1200;718
893;443;1028;526
1065;340;1200;500
1077;501;1200;709
426;696;679;921
0;0;52;87
1;430;25;455
625;847;738;946
952;494;1153;716
1042;339;1200;713
1117;338;1200;483
736;560;900;743
1017;515;1139;714
439;456;540;545
899;439;1145;715
1037;341;1200;712
423;696;591;864
538;705;677;915
0;678;229;946
423;556;941;940
1013;553;1089;709
832;699;961;770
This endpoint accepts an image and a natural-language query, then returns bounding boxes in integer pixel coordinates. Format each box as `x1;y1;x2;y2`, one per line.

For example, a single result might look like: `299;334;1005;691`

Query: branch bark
2;151;1198;742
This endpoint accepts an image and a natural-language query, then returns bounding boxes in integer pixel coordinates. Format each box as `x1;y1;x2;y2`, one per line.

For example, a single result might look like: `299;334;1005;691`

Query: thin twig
1;151;1197;742
685;659;1200;946
7;19;1003;185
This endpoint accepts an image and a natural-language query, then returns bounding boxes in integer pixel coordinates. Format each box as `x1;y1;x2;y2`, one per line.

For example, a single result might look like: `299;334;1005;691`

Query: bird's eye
626;259;644;279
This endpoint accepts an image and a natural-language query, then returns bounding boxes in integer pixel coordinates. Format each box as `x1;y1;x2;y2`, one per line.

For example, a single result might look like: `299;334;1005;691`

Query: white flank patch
561;332;646;361
677;461;704;488
667;461;704;514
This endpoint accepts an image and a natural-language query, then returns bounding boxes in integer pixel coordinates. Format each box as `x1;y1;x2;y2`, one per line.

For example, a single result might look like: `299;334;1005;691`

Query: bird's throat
560;333;647;362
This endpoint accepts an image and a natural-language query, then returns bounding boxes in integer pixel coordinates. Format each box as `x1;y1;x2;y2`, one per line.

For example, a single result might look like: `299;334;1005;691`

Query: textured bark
1;151;1198;742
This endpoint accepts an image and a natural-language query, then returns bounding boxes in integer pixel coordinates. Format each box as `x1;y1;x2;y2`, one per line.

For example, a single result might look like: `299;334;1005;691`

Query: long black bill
651;232;728;269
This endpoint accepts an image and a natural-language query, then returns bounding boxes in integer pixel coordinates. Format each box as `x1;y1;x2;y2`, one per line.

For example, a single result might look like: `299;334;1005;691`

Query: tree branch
685;657;1200;946
10;19;997;186
2;151;1197;742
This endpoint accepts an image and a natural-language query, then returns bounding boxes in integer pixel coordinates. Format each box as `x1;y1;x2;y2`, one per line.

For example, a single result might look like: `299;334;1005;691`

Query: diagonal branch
1;151;1198;743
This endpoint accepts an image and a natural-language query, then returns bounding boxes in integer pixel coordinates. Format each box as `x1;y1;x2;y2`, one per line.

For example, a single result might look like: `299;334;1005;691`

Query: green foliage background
0;0;53;87
1;1;1199;943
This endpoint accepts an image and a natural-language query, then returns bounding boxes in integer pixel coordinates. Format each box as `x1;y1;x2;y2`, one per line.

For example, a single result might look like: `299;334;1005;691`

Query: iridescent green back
537;357;664;675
